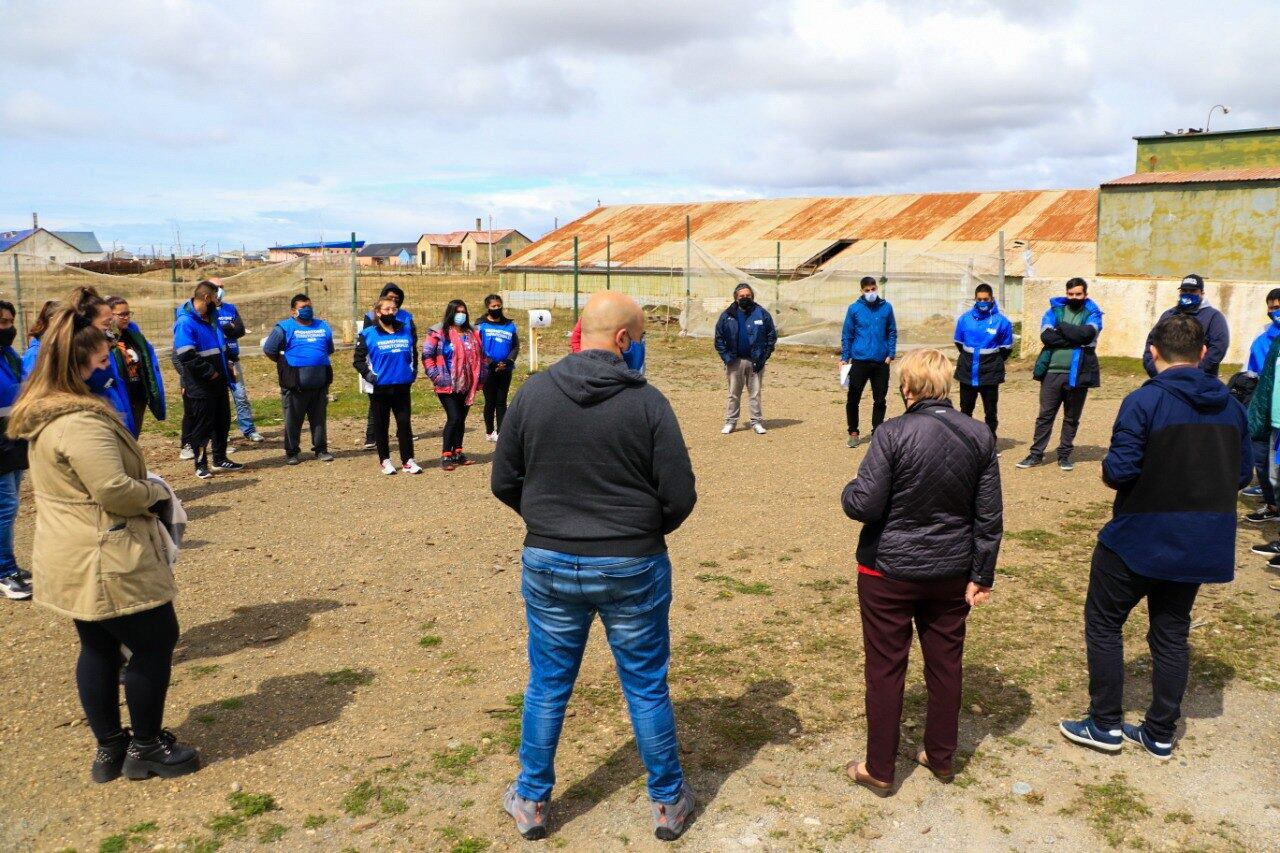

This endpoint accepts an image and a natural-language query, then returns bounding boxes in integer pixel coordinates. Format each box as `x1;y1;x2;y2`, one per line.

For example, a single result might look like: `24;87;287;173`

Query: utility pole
350;231;358;330
572;235;580;322
488;214;494;274
606;235;611;290
997;230;1007;306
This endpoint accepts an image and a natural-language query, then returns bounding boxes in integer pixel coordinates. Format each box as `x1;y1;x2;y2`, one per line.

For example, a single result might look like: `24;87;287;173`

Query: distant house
267;240;365;262
415;228;531;270
0;228;106;263
357;242;417;267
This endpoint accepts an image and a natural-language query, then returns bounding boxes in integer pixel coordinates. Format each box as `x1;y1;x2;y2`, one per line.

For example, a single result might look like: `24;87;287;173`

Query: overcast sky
2;0;1276;253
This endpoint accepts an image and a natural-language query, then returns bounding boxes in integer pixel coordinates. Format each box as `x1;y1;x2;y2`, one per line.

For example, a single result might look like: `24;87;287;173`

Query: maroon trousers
857;571;970;782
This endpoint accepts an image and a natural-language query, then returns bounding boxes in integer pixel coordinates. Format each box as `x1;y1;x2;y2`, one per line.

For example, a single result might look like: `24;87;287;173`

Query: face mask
863;291;879;303
0;328;16;348
620;333;634;356
216;287;225;302
454;312;468;326
86;366;114;394
1065;297;1085;311
488;307;502;318
1269;309;1280;327
379;313;397;326
1178;292;1202;310
974;301;994;315
737;297;754;311
296;306;314;322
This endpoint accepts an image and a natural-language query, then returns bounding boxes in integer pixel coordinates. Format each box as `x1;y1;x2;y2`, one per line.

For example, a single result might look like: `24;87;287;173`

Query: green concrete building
1098;126;1280;281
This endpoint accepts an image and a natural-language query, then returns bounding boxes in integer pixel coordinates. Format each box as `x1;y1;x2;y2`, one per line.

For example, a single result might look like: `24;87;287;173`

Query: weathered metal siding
1136;131;1280;172
1097;183;1280;281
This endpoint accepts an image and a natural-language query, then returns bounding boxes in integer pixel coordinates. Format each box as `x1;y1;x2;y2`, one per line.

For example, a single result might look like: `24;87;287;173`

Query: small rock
230;781;243;793
969;704;984;715
804;817;821;826
352;818;378;832
921;826;932;834
1045;836;1056;845
738;834;760;848
788;727;798;735
1012;781;1032;796
760;775;782;788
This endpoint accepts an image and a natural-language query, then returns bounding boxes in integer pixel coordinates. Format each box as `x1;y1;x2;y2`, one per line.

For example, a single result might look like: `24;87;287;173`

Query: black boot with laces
123;729;200;780
91;728;131;783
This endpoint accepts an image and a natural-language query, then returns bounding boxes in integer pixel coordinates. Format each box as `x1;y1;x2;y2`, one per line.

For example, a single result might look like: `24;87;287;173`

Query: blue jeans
230;361;256;436
1254;438;1276;506
0;470;22;578
517;547;683;804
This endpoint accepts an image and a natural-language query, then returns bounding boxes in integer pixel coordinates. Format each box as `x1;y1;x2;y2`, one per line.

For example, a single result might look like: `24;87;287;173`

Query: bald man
492;291;698;842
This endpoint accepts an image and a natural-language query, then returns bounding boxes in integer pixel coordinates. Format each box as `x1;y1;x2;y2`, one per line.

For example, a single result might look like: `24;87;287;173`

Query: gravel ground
2;343;1278;852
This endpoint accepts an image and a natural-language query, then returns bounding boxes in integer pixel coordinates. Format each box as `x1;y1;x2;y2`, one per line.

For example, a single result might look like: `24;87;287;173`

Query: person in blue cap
953;283;1014;439
1142;273;1229;378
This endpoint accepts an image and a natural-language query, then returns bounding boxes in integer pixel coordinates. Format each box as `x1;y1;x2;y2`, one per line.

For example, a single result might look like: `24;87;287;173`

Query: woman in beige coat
8;306;200;782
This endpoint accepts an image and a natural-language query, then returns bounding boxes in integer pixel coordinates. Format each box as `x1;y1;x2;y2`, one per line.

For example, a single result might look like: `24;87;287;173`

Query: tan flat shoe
845;760;892;796
916;750;955;783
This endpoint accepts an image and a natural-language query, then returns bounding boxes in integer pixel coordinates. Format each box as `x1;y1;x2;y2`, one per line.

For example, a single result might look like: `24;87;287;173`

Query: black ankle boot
123;730;200;780
91;728;131;783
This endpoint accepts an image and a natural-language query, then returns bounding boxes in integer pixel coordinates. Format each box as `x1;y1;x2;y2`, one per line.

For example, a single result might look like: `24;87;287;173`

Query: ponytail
8;306;109;436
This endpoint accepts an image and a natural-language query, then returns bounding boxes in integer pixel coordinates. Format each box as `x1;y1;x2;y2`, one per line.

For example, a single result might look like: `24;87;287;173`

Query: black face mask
0;328;14;348
488;309;503;319
737;297;754;311
1065;298;1085;311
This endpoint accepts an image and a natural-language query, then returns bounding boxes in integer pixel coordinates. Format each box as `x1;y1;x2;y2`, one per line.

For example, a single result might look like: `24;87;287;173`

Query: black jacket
1143;304;1229;378
1039;322;1100;389
841;398;1002;586
491;350;696;556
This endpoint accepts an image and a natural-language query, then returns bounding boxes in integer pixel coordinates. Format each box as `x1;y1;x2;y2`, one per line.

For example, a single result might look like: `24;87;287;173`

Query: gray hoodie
490;350;697;556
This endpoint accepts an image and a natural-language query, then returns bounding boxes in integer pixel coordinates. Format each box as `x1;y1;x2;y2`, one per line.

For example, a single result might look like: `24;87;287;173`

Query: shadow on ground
173;669;373;763
1122;650;1235;727
175;598;342;662
1069;444;1108;463
175;477;260;503
551;679;800;833
761;418;802;432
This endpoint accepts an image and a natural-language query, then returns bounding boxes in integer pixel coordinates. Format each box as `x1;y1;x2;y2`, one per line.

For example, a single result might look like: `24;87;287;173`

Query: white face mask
863;291;879;303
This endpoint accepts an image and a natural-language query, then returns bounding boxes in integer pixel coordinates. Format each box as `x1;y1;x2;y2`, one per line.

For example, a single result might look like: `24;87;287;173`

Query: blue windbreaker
1247;324;1280;376
20;338;40;380
841;298;897;362
954;302;1014;387
101;356;137;436
173;300;233;397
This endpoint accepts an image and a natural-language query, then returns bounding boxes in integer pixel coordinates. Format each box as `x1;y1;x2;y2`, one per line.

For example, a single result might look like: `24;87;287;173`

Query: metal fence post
302;255;309;298
775;241;781;304
572;236;580;322
684;215;691;301
997;230;1007;307
605;235;611;290
12;256;26;341
880;241;888;288
350;232;358;330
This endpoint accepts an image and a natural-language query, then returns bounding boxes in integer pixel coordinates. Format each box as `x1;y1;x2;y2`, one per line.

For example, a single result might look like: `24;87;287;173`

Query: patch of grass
99;820;159;852
437;826;492;853
228;791;278;818
381;794;408;815
418;634;443;647
324;668;374;687
1077;774;1151;847
698;560;720;568
99;836;128;853
207;812;246;839
432;744;480;778
1165;811;1193;824
303;814;330;829
694;573;773;596
800;577;850;592
341;780;377;817
1005;528;1066;549
188;664;221;680
196;714;217;725
218;697;244;710
258;822;288;843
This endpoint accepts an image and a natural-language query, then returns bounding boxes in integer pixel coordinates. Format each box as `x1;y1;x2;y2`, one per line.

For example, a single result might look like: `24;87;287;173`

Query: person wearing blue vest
1019;278;1103;472
841;276;897;448
174;281;244;479
263;294;335;465
70;287;138;436
213;280;263;444
354;295;421;475
953;283;1014;439
0;300;31;600
21;300;57;381
361;283;416;449
478;294;520;442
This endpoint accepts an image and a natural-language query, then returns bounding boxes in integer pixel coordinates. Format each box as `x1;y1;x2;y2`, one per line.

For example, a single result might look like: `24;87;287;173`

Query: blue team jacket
954;303;1014;387
841;298;897;362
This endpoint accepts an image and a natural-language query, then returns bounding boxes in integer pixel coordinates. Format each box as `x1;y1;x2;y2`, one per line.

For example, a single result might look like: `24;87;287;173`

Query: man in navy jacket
713;283;777;435
1142;274;1229;378
1060;314;1250;760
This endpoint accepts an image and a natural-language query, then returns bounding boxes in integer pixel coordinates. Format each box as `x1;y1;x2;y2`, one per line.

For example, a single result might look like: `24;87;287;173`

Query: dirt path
2;345;1277;852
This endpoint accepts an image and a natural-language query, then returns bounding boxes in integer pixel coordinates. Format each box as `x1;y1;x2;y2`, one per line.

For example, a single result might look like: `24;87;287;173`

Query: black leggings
74;603;179;743
440;391;471;453
369;387;414;464
483;370;513;434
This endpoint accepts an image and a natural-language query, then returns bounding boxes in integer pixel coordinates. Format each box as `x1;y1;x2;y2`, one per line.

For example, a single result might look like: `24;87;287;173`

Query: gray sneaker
179;444;194;461
652;783;696;842
503;783;548;841
1059;457;1075;472
315;451;335;462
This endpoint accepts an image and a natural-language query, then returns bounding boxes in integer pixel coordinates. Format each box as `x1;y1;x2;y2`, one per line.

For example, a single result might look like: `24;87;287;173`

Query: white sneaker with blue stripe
1121;723;1173;760
1059;716;1122;752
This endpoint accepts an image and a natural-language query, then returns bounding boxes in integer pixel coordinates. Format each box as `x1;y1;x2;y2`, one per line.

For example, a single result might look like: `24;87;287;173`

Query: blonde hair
898;348;952;401
8;306;109;437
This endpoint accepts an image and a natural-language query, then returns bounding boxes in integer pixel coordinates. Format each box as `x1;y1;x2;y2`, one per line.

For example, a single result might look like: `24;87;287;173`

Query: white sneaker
246;431;264;443
752;423;767;435
721;423;735;435
0;574;33;600
402;459;423;474
380;459;397;476
492;431;500;443
179;444;194;461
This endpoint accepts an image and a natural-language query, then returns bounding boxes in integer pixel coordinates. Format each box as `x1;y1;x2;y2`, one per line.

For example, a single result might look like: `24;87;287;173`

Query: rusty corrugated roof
1103;168;1280;186
502;189;1098;278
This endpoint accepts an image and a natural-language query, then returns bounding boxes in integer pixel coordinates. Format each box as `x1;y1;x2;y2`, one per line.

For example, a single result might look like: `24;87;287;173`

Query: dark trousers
858;572;970;782
185;388;230;468
127;383;147;435
1085;545;1200;742
958;383;999;436
440;391;471;453
369;387;413;464
846;360;890;435
483;370;513;434
1029;372;1088;461
282;386;329;457
179;397;192;447
1253;439;1276;506
363;394;377;445
73;603;179;743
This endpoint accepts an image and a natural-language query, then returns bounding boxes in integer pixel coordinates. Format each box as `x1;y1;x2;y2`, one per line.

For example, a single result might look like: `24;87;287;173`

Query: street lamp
1206;104;1230;131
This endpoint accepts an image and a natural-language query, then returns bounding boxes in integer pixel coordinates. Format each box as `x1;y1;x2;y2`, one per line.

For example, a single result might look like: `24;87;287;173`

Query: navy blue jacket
714;304;777;372
1099;366;1251;584
173;300;231;399
0;347;27;474
954;302;1014;386
1143;303;1229;378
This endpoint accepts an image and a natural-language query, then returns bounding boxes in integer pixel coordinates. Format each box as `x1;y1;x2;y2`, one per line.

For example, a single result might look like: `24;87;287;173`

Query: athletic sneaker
315;451;335;462
285;455;301;466
245;431;264;443
363;441;376;450
455;452;474;466
17;568;31;582
213;459;244;472
123;730;200;780
721;423;734;435
195;465;213;480
1268;553;1280;570
1244;507;1279;523
1251;540;1280;556
91;729;131;783
402;459;423;474
178;444;194;461
752;423;767;435
1241;485;1265;498
1121;722;1173;761
502;783;548;841
652;783;696;842
1016;455;1043;469
441;455;457;472
1059;716;1122;753
380;459;397;476
486;431;498;443
1058;458;1075;472
1;573;33;600
847;433;860;448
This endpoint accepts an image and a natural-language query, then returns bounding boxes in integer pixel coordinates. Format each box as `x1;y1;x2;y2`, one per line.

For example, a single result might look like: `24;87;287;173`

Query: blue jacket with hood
1098;366;1251;584
954;301;1014;386
714;302;777;372
1246;323;1280;376
173;300;232;399
1037;296;1103;389
841;297;897;362
1143;302;1230;378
